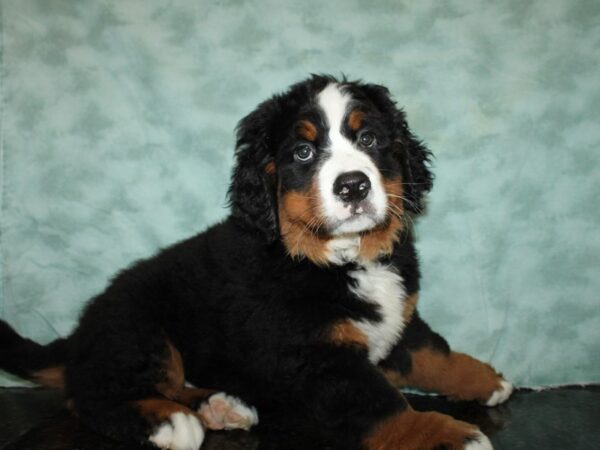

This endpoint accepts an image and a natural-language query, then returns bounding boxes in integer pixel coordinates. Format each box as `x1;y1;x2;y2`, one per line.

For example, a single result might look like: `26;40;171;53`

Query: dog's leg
379;312;513;406
69;395;205;450
174;387;258;431
279;344;492;449
66;310;257;449
364;407;492;450
67;327;206;449
135;398;205;450
155;348;258;433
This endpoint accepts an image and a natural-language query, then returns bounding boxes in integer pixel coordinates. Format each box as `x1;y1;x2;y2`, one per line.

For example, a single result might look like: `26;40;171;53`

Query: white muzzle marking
316;84;387;235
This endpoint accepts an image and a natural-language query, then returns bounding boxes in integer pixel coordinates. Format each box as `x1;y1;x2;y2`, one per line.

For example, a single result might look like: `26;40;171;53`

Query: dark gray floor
1;386;599;449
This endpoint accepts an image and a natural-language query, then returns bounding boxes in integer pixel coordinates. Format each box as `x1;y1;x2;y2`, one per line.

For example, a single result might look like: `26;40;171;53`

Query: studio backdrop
1;0;599;387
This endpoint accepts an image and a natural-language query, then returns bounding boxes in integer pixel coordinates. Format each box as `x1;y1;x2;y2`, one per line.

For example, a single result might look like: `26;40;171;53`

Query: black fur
0;76;472;449
228;75;334;241
351;82;434;214
0;321;67;379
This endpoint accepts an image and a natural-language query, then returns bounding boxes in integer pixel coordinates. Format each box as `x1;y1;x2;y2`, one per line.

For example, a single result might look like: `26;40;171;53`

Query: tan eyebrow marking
265;161;276;175
298;120;318;141
348;109;364;132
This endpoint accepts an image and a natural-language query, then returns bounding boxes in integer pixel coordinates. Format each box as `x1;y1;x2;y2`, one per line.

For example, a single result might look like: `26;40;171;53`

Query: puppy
0;75;512;449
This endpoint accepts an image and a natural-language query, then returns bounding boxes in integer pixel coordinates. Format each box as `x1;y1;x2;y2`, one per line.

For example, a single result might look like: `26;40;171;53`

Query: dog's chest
347;262;407;363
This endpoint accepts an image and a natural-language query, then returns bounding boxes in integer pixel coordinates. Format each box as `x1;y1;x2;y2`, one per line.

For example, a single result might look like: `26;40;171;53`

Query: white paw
485;379;513;406
149;412;205;450
198;392;259;431
465;431;494;450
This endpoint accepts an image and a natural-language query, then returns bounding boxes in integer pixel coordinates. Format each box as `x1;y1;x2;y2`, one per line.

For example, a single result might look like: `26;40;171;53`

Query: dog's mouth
277;178;402;264
324;200;384;235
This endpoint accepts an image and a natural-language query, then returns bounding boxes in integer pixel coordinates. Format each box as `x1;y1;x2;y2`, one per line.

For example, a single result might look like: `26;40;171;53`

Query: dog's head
228;75;433;265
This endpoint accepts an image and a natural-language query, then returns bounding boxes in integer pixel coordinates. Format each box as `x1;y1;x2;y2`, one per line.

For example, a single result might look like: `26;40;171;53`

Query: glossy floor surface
0;386;598;449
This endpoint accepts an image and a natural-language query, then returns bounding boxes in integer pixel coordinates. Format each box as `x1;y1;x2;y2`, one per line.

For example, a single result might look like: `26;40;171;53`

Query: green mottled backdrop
1;0;599;387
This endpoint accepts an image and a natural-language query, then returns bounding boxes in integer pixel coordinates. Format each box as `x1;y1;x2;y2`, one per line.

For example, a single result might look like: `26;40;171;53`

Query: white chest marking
348;262;407;363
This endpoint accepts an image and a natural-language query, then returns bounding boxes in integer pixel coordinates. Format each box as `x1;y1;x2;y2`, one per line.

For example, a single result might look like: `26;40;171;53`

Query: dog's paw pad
485;379;513;406
198;392;258;431
149;412;204;450
465;431;494;449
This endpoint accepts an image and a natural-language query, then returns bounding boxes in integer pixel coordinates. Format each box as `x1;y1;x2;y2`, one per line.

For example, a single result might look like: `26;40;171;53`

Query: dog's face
229;75;432;265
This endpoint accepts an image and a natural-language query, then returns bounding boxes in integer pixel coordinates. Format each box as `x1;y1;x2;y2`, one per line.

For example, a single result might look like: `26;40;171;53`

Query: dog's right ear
227;98;280;242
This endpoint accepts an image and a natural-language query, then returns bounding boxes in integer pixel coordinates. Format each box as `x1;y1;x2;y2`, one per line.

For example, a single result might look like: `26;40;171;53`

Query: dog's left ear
228;99;279;242
360;83;434;215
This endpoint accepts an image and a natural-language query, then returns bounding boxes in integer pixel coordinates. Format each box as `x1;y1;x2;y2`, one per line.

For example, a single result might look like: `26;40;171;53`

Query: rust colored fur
278;183;331;265
156;341;217;408
298;120;318;141
32;366;66;389
348;109;364;131
329;320;368;348
156;341;186;400
279;178;406;265
402;293;419;324
265;161;276;175
386;348;503;403
364;408;479;450
357;178;404;261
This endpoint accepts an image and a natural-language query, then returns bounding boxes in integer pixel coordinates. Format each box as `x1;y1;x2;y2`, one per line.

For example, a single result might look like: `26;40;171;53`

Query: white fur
348;262;407;363
316;84;388;234
485;379;513;406
148;412;204;450
465;431;494;450
326;235;361;264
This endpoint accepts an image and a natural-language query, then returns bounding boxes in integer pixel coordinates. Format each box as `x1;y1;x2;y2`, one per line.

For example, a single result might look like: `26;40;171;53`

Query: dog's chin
328;214;381;235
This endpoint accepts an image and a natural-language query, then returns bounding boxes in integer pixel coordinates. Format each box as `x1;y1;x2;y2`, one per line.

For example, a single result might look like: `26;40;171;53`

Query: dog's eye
294;144;315;162
358;132;376;148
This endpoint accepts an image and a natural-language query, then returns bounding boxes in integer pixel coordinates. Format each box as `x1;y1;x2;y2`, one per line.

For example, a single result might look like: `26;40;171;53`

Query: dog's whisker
387;193;419;210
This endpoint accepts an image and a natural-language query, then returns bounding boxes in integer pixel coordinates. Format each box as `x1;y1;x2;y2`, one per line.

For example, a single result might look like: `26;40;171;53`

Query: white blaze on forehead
317;83;352;142
316;83;388;236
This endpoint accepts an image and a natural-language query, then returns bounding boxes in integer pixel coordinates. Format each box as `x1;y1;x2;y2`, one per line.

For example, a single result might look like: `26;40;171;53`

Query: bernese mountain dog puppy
0;75;512;450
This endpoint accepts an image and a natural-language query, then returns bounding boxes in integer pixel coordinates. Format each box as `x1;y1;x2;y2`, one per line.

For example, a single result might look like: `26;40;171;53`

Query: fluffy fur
0;75;511;450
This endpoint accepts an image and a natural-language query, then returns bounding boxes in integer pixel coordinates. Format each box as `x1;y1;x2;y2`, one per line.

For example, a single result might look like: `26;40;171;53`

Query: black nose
333;171;371;202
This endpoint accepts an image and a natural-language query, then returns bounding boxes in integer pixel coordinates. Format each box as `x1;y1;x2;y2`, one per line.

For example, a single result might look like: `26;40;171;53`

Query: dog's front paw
364;410;492;450
148;412;205;450
197;392;258;431
484;379;513;407
465;431;493;450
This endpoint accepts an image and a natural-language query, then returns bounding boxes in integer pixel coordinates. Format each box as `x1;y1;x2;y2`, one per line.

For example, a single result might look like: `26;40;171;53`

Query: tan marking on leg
404;348;504;403
298;120;318;141
358;178;404;262
265;161;276;175
154;343;224;409
156;341;185;400
348;109;364;132
278;182;331;265
329;320;368;348
31;365;65;388
364;408;480;450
